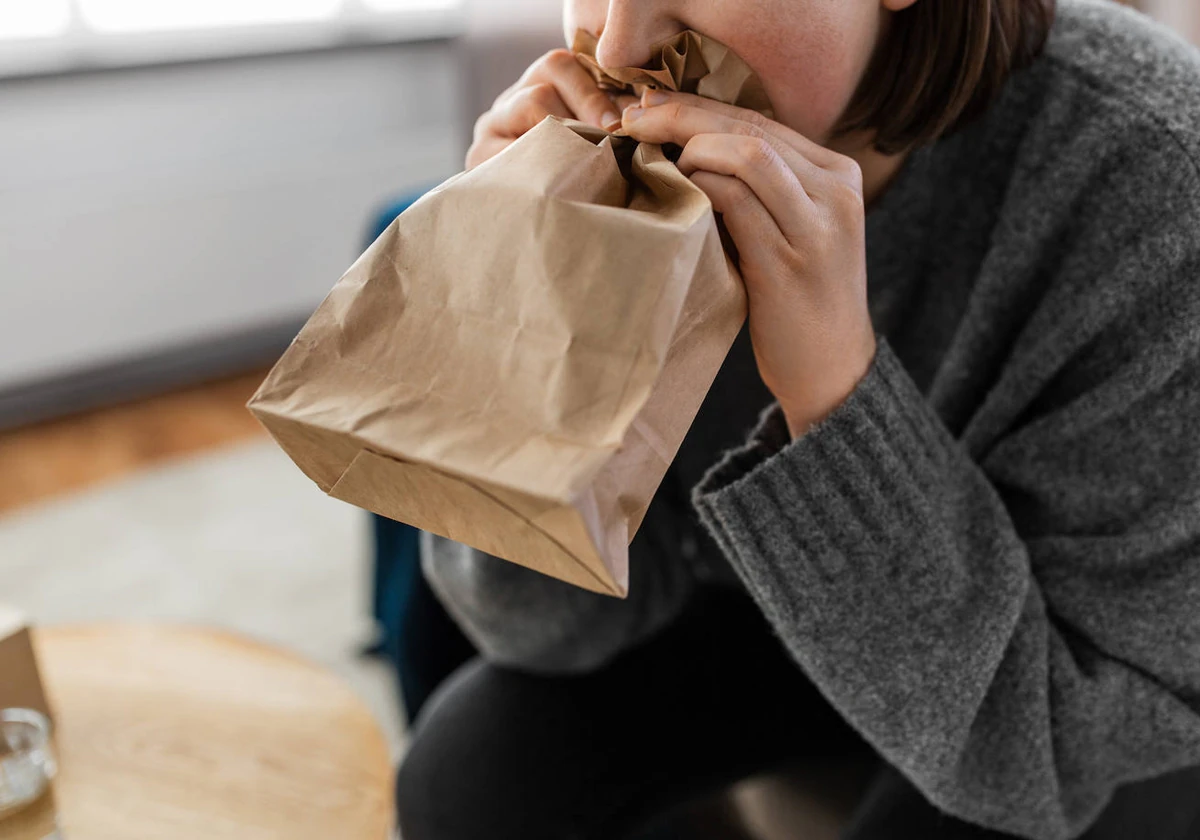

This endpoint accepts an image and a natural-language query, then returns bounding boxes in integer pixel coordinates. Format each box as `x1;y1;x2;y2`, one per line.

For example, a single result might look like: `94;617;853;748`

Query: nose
593;2;682;70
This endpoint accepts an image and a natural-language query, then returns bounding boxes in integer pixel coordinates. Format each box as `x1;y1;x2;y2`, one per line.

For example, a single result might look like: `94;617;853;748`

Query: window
0;0;465;76
77;0;344;33
0;1;71;39
363;0;458;9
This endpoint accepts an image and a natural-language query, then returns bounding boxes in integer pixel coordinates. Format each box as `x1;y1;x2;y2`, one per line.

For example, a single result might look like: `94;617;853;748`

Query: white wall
0;41;464;390
459;0;563;126
0;0;570;399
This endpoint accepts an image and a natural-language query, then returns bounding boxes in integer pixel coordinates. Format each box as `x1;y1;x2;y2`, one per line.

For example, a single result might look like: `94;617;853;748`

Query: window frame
0;0;466;79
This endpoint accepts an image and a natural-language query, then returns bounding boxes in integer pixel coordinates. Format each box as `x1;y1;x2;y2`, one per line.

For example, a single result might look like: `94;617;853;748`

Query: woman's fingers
464;136;515;170
688;171;785;289
480;82;572;139
471;48;630;171
676;133;814;243
623;91;865;199
610;92;641;113
637;90;846;171
468;44;650;169
623;96;832;194
468;82;571;169
507;49;622;131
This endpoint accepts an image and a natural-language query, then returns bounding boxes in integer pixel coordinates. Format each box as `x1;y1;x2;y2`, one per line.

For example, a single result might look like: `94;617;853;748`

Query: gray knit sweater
422;2;1200;838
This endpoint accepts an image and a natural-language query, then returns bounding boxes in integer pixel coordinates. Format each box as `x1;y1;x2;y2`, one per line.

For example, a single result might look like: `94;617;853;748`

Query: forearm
693;340;1200;840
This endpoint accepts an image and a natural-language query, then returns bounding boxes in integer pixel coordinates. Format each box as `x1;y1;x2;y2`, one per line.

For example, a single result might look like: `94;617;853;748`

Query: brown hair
838;0;1057;154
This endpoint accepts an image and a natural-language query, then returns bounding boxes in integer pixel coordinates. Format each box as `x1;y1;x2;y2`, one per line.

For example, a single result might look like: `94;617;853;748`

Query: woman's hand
621;90;877;438
466;49;640;170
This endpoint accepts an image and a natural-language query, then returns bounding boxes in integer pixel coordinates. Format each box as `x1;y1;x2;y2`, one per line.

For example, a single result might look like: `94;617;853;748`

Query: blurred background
0;0;565;759
0;0;1195;767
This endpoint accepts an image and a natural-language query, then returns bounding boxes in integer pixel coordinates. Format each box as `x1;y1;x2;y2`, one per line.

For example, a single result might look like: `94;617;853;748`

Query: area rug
0;440;405;754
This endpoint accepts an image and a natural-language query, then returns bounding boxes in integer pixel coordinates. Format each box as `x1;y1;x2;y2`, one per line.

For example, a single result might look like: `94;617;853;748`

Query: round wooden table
15;625;393;840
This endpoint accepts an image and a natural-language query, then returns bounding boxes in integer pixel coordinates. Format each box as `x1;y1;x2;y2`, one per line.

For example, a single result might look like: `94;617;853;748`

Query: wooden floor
0;370;269;516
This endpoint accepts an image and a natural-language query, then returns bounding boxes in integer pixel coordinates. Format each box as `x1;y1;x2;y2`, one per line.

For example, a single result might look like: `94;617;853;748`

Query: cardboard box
0;607;52;721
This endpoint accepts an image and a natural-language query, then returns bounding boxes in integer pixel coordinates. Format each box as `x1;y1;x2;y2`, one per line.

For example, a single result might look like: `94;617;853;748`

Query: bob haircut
838;0;1058;154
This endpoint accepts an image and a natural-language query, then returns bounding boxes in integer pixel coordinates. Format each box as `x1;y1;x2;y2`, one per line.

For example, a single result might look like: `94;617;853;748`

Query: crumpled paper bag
571;28;773;122
248;30;773;596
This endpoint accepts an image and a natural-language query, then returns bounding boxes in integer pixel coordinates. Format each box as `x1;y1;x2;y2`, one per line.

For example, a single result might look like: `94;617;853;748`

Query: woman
398;1;1200;837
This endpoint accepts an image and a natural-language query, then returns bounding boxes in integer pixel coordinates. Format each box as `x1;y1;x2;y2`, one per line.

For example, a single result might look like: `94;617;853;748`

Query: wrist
781;332;877;439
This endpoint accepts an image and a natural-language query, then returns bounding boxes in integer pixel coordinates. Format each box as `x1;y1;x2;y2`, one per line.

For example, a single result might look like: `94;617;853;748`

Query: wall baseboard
0;318;305;432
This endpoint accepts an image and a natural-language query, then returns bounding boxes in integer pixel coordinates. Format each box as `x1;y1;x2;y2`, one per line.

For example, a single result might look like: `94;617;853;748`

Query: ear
882;0;919;10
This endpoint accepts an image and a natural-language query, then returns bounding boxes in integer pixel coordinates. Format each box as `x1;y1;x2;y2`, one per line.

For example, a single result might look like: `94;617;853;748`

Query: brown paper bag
248;30;773;596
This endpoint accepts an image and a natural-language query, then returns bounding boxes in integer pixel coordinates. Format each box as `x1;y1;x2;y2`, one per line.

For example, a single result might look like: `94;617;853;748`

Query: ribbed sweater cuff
691;338;957;597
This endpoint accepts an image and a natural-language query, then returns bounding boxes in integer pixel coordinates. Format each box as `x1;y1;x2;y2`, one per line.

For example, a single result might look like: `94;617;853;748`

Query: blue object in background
366;190;475;723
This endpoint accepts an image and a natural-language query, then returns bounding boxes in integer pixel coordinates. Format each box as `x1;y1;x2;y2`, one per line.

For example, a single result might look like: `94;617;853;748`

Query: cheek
721;5;878;143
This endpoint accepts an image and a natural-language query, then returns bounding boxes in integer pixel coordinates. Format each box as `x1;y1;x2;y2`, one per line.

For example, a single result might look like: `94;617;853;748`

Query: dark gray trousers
396;590;1200;840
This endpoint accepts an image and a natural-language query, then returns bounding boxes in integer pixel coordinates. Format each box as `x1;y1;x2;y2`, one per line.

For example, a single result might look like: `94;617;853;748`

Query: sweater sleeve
422;496;697;675
693;319;1200;839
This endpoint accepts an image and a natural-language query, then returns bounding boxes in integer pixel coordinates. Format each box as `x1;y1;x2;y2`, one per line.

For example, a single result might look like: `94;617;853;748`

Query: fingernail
601;110;622;131
643;89;671;106
623;105;645;122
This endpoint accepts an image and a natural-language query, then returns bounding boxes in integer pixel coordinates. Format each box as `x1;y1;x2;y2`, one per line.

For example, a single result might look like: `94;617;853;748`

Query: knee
395;728;460;840
394;663;540;840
